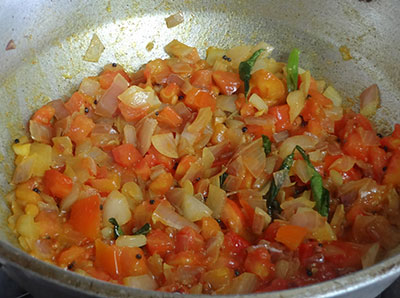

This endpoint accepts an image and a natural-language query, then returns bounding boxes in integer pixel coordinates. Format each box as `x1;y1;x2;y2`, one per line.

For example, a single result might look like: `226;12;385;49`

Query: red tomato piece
43;169;73;200
69;195;101;240
212;70;241;95
146;229;174;257
112;144;142;168
175;226;205;253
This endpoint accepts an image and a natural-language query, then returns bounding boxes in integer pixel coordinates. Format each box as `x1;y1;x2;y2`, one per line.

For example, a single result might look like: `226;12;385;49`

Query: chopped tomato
43;169;73;200
119;247;148;277
66;114;95;144
268;104;291;132
118;102;149;122
323;241;362;269
144;146;175;171
157;106;183;128
249;69;285;105
94;239;121;278
212;70;241;95
175;155;197;180
135;159;151;181
220;199;247;238
244;246;274;280
146;229;174;257
31;105;55;125
223;231;250;256
383;151;400;186
184;88;216;111
69;195;101;240
144;59;171;85
99;69;130;90
65;92;91;114
191;70;213;90
160;83;180;104
112;144;142;168
175;226;205;252
275;225;308;250
201;217;221;240
149;172;174;195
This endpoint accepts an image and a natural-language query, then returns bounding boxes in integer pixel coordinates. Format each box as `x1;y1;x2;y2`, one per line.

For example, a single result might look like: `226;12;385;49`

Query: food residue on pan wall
339;45;353;61
146;42;154;52
5;40;16;51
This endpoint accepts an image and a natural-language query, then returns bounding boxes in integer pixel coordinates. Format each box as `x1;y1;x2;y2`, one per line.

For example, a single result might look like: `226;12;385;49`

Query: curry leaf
287;48;300;93
133;223;152;236
262;135;272;155
220;172;228;188
239;49;265;98
109;217;124;239
295;145;330;217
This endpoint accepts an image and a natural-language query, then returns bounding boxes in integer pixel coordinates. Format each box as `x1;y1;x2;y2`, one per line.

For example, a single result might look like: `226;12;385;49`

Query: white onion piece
60;182;80;211
166;188;186;208
360;84;380;117
152;201;200;232
96;74;129;118
49;99;70;120
330;204;345;235
137;118;158;155
273;130;289;143
206;184;227;219
300;71;311;97
188;107;212;134
202;147;215;170
252;207;271;235
182;194;213;222
12;155;35;184
116;235;147;248
279;135;318;158
123;124;137;146
227;273;259;294
323;86;343;107
294;159;312;183
103;190;131;226
165;12;184;28
244;116;269;126
83;34;105;62
29;120;54;144
123;275;158;290
118;85;160;109
224;175;243;192
287;90;306;123
242;138;266;178
179;160;202;186
79;78;100;97
362;243;380;269
216;95;237;113
329;155;355;172
290;207;324;231
249;93;269;112
151;133;178;158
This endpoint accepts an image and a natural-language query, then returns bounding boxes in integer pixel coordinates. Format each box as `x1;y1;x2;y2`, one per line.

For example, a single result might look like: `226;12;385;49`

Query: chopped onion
202;147;215;170
118;85;160;109
323;86;343;107
123;124;137;146
329;155;355;172
103;190;131;226
49;100;70;120
83;34;105;62
121;182;143;206
12;155;35;184
207;184;227;219
116;235;147;248
167;73;185;87
287;90;306;123
265;155;278;175
29;120;54;144
226;45;251;70
188;107;213;134
165;12;184;28
96;74;129;118
362;243;380;269
311;221;337;242
179;159;202;185
182;194;212;222
164;40;200;63
151;133;178;159
299;71;311;97
279;135;318;158
173;102;192;122
166;188;186;208
224;175;243;191
227;273;259;294
60;182;80;211
79;78;100;97
206;47;226;66
316;80;327;93
330;204;345;235
244;116;269;126
252;207;271;235
290;207;323;231
242;138;266;178
182;180;194;196
294;159;312;183
216;95;237;113
249;93;268;112
123;275;158;290
273;130;289;143
360;84;380;117
137;118;158;155
152;200;200;232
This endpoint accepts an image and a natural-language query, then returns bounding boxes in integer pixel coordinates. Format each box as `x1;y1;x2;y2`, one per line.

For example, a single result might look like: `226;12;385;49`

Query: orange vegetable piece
191;70;213;90
268;104;292;133
69;195;101;241
112;144;142;168
57;245;87;269
146;229;175;257
249;69;285;105
135;159;151;181
66;114;95;144
383;151;400;186
99;69;130;90
119;247;148;277
157;106;183;128
144;59;171;85
175;155;197;180
212;70;242;95
201;217;221;240
64;92;90;114
118;102;149;122
275;225;308;250
244;246;273;279
220;199;247;239
160;83;180;104
31;105;56;125
149;172;174;195
43;169;73;200
184;88;216;111
94;239;121;278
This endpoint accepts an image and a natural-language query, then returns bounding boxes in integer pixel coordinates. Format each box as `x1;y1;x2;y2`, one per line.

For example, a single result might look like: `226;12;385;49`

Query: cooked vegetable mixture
8;40;400;294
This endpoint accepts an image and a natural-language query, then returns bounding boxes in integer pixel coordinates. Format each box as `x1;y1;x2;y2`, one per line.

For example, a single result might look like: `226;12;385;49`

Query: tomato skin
69;195;101;241
212;70;241;95
175;226;205;253
43;169;73;200
298;242;319;266
112;144;142;168
244;246;274;280
146;229;175;257
342;131;369;162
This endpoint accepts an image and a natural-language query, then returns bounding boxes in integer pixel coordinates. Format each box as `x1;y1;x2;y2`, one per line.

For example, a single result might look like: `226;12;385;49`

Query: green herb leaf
295;145;330;217
108;217;124;239
264;150;295;216
134;223;152;236
239;49;265;98
262;135;272;155
220;172;228;188
287;48;300;93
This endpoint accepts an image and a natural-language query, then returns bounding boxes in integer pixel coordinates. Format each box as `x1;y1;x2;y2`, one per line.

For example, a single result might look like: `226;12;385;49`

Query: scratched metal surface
0;0;400;297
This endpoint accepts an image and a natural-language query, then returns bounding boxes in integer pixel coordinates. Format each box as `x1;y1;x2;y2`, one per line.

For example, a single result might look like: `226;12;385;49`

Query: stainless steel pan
1;0;400;297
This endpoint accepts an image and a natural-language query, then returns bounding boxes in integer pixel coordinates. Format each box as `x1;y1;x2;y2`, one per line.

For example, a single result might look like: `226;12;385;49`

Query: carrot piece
43;169;73;200
112;144;142;168
149;172;174;195
66;114;95;144
157;106;183;128
31;105;55;125
212;70;242;95
118;102;149;122
184;88;216;111
69;195;101;240
275;225;308;250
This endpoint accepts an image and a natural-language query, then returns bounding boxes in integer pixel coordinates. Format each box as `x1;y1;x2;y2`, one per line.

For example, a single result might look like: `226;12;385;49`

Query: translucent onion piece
329;155;355;172
279;135;318;158
83;34;104;62
152;201;200;232
244;116;269;126
123;275;158;290
151;133;178;159
273;130;289;143
60;182;80;211
188;107;212;134
116;235;147;248
227;273;259;294
323;86;343;107
360;84;380;117
29;120;54;144
294;159;312;183
123;124;137;146
362;243;380;269
165;12;184;28
118;85;160;109
290;207;324;231
49;99;70;120
330;204;345;235
103;190;131;226
166;188;186;208
224;175;243;192
206;184;227;219
287;90;306;123
252;207;271;235
12;155;35;184
202;147;215;171
96;74;129;118
299;71;311;97
216;95;237;113
242;138;266;178
179;159;202;186
137;118;158;155
182;194;212;222
249;93;268;112
79;78;100;97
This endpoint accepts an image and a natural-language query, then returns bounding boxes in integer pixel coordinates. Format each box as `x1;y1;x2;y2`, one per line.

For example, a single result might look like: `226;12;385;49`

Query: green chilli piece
219;172;228;188
287;48;300;93
239;49;265;98
295;145;330;217
134;223;152;236
262;135;272;155
264;150;295;216
108;217;124;239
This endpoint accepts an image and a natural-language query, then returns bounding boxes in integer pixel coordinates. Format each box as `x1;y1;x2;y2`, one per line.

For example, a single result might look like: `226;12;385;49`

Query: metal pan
1;0;400;297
